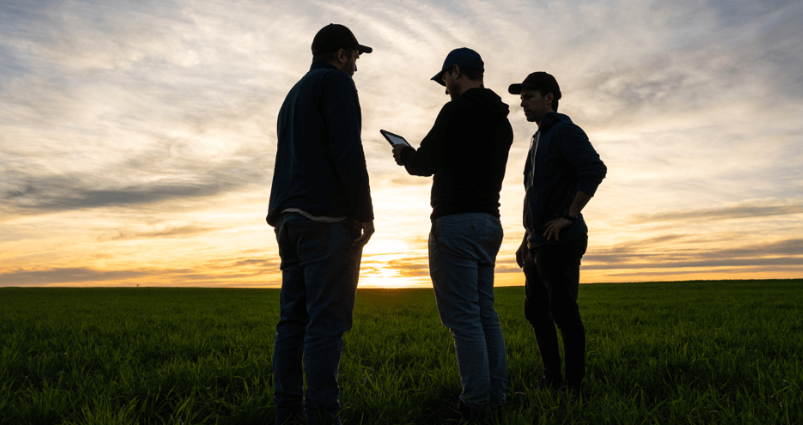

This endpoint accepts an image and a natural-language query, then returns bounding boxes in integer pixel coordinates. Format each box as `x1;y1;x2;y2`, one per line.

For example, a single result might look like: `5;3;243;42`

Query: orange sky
2;0;802;288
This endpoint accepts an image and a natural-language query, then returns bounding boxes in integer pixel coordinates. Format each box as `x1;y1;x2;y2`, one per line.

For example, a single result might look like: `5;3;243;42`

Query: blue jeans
272;213;362;425
429;213;508;408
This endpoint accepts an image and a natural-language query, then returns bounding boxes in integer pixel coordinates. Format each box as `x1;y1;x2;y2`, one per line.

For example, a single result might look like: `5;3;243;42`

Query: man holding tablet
390;48;514;418
267;24;374;425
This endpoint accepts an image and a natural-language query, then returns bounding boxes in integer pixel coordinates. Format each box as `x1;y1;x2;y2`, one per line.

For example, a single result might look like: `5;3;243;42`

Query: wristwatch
558;210;577;222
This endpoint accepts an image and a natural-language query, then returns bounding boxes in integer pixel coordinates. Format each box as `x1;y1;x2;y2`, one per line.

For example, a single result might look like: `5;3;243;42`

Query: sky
1;0;802;288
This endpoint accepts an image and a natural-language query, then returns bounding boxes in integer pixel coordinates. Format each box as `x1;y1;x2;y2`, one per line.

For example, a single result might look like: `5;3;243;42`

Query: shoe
511;391;528;403
534;375;563;392
458;399;471;422
458;399;490;423
276;411;306;425
558;383;583;403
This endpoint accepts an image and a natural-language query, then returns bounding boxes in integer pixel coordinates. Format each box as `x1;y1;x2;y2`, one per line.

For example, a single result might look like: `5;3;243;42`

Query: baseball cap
508;72;561;100
431;47;484;86
311;24;373;55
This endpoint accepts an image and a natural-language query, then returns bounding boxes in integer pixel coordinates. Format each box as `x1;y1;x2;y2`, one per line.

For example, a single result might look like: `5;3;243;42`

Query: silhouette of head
509;72;561;112
431;47;484;87
311;24;372;77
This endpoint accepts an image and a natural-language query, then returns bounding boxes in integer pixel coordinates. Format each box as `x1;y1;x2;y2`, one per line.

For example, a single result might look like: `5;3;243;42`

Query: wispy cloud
0;257;282;286
385;256;430;277
629;202;803;223
0;267;156;286
105;224;217;240
584;237;803;269
3;161;259;213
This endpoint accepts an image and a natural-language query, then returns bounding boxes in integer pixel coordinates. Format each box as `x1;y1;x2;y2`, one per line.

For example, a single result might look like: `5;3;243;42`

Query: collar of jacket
309;61;340;72
539;111;572;132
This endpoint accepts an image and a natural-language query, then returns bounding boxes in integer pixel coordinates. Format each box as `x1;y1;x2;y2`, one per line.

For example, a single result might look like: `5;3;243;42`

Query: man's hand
516;234;529;268
542;218;572;241
353;220;375;246
392;144;407;166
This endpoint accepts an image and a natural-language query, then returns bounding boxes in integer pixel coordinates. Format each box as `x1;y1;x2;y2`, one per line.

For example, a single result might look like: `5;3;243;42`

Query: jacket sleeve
558;124;607;196
400;103;454;176
323;73;374;222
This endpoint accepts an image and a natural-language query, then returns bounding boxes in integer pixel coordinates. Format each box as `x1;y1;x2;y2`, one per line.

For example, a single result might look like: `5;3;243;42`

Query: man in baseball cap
312;23;373;56
507;71;561;110
430;47;484;86
392;47;513;419
510;71;606;402
268;23;374;425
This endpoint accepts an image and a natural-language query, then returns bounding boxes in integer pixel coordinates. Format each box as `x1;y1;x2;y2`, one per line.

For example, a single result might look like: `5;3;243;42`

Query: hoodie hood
459;87;510;118
539;111;572;132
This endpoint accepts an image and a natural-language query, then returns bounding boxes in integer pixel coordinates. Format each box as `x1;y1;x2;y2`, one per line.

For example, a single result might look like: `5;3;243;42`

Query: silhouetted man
392;48;513;417
509;72;606;401
267;24;374;425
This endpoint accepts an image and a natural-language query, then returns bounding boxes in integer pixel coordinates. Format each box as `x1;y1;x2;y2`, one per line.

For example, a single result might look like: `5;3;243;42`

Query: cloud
0;267;154;286
583;237;803;270
629;202;803;224
1;148;265;213
2;0;803;287
106;224;217;240
201;257;282;274
4;174;230;212
602;267;803;279
584;257;803;271
385;256;430;277
229;258;280;268
0;262;281;286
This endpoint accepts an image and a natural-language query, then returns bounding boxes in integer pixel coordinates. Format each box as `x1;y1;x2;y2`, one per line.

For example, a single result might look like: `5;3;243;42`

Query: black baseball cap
311;24;372;55
508;72;561;100
431;48;484;86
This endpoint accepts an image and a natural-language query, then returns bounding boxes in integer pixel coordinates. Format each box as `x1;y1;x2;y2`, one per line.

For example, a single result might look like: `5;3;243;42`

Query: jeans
429;213;508;408
522;234;588;389
272;213;363;425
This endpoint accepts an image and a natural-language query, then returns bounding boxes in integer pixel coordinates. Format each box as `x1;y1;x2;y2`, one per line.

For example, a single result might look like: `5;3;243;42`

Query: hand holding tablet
383;130;412;166
380;129;411;148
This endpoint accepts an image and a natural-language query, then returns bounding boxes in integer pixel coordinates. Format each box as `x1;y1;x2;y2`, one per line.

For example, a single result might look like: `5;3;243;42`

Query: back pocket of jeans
289;222;329;262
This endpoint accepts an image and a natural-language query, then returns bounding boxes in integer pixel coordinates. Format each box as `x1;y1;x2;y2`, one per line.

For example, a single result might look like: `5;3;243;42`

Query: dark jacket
400;88;513;221
524;112;606;244
267;62;373;226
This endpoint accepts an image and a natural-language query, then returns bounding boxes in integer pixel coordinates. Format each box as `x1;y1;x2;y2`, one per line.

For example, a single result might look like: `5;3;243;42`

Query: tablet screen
380;130;411;147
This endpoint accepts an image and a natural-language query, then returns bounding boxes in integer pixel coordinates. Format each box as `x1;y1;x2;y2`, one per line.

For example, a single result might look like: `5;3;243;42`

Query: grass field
1;280;802;424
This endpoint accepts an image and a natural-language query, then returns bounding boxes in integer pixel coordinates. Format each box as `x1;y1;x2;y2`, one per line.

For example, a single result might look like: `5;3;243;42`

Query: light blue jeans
429;213;508;409
272;213;363;425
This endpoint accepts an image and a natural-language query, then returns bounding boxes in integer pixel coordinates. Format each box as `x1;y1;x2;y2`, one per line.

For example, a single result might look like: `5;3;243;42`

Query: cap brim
508;83;540;95
508;84;523;95
431;72;446;86
357;44;373;54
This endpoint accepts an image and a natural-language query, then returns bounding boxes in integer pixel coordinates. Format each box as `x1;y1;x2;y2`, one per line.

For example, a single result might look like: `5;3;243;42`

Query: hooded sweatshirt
399;87;514;221
523;112;607;244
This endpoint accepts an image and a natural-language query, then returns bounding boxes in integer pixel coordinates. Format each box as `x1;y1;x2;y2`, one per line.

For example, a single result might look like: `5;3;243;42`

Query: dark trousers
272;213;363;425
522;234;587;389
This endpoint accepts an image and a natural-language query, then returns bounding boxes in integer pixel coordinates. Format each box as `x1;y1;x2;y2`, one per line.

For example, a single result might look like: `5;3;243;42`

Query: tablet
380;129;411;147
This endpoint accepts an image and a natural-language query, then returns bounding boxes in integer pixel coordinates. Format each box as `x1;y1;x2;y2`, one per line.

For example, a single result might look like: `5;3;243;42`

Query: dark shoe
458;399;474;422
534;375;563;392
458;399;490;423
511;391;529;405
276;411;305;425
558;383;583;403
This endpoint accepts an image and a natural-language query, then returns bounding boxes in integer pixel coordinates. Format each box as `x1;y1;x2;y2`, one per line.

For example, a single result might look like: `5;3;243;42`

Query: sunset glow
2;0;802;288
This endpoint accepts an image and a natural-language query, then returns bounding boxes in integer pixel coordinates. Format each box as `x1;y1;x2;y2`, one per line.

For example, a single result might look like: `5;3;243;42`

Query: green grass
1;280;802;424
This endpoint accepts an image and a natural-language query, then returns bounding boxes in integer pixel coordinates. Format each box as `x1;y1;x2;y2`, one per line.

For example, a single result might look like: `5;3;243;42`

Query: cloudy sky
1;0;802;288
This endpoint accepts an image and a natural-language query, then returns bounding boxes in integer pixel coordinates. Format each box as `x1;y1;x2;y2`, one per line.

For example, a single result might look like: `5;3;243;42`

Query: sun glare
358;237;431;288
